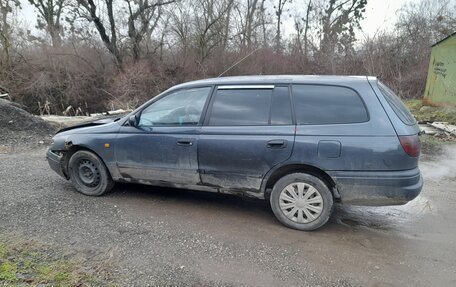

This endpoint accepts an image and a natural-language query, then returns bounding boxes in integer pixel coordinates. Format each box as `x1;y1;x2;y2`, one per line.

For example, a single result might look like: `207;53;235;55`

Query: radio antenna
218;48;260;77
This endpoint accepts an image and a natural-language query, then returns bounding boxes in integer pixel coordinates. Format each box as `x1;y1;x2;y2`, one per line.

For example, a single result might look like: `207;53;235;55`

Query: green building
423;32;456;106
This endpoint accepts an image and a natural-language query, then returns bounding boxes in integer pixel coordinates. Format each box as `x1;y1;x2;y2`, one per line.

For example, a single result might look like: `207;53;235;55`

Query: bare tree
0;0;20;65
274;0;291;52
125;0;175;61
193;0;234;62
389;0;455;97
303;0;312;59
236;0;260;49
1;0;455;116
169;1;192;53
293;0;313;61
258;0;266;47
317;0;367;72
28;0;66;47
77;0;123;69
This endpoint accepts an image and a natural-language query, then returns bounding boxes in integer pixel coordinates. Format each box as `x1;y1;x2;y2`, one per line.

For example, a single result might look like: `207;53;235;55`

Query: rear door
198;85;295;192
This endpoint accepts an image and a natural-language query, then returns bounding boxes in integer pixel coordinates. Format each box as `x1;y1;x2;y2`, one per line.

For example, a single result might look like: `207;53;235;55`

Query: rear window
292;85;369;125
377;82;416;125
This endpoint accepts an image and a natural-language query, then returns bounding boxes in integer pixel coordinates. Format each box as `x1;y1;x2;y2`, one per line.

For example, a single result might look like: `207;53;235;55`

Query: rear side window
208;87;293;126
209;89;272;126
292;85;368;125
377;82;416;125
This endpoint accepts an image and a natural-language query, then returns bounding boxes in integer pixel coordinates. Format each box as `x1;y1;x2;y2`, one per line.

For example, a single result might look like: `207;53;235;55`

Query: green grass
0;236;116;286
405;99;456;124
0;261;17;282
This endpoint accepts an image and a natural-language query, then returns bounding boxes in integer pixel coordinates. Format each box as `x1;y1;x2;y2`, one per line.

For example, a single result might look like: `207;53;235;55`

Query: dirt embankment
0;99;57;152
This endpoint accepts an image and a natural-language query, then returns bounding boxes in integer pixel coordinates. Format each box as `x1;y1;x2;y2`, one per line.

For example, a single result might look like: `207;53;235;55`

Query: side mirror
128;115;138;127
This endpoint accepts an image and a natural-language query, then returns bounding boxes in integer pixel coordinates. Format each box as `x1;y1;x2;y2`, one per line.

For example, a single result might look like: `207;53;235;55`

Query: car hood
56;118;120;135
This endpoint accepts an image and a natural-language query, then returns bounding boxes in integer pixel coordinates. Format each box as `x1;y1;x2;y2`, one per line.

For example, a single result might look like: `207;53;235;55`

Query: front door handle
267;139;287;149
177;139;193;146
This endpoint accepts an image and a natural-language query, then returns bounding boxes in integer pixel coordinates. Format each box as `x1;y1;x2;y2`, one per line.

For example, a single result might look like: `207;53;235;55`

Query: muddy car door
114;87;212;185
198;85;295;193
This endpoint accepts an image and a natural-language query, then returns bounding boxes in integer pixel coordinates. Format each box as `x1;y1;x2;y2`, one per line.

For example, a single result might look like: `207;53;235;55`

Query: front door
115;86;212;185
198;85;295;192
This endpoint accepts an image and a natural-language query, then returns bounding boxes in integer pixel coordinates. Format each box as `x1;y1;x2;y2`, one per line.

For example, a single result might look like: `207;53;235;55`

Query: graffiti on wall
433;60;447;78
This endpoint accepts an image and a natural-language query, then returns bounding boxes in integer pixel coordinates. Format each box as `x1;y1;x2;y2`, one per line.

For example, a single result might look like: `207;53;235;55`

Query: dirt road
1;146;455;286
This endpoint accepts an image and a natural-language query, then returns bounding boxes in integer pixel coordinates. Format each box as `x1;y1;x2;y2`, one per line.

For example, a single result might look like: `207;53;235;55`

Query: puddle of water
420;145;456;180
334;145;456;231
334;195;432;231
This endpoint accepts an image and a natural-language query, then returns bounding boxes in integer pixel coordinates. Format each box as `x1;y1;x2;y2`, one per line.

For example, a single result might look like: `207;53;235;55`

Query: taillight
399;135;421;157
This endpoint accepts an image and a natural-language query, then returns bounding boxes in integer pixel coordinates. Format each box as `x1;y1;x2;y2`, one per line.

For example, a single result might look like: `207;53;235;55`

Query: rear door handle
177;138;193;146
267;139;287;148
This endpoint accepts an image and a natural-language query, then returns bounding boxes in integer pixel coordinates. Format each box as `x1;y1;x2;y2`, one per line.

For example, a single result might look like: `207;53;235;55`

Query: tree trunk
260;0;267;48
84;0;123;69
246;0;258;49
303;0;312;62
275;0;282;52
0;2;11;66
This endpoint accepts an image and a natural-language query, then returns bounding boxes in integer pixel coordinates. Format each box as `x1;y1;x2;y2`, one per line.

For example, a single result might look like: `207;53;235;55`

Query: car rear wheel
68;150;114;196
270;173;333;231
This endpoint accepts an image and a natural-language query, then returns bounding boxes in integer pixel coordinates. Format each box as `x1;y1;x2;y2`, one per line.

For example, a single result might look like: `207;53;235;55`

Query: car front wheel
270;173;333;231
68;150;114;196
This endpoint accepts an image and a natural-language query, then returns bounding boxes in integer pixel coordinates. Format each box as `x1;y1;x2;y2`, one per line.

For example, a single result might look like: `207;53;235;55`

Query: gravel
1;147;455;286
0;99;57;152
0;148;355;286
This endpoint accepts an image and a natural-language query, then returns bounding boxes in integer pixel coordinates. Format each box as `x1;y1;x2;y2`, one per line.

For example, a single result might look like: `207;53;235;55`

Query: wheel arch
62;144;112;179
262;163;339;200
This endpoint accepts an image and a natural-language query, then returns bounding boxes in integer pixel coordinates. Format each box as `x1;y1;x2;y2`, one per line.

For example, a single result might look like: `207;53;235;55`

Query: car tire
270;173;333;231
68;150;114;196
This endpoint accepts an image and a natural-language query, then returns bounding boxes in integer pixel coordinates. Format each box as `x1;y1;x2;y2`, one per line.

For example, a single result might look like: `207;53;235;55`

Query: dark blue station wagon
47;75;423;230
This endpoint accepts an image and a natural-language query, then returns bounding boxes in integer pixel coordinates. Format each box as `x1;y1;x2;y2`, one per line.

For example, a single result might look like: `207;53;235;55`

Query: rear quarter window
292;85;369;125
377;82;416;125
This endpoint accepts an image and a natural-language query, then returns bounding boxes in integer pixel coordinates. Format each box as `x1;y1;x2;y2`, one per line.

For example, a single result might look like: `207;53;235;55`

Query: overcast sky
19;0;419;40
359;0;416;37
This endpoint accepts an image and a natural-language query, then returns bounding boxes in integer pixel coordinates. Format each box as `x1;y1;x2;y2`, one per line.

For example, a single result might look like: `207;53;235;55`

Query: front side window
292;85;368;125
209;88;273;126
139;87;211;127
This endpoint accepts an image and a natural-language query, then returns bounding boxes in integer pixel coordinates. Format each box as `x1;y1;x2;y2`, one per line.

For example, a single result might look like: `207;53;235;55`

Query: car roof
169;75;377;90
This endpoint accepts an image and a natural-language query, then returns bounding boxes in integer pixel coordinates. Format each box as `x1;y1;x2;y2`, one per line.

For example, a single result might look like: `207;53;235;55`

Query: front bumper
46;149;68;179
329;167;423;206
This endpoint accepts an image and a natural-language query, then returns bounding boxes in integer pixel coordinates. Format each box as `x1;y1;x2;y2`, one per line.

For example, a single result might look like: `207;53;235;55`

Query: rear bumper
329;167;423;206
46;149;68;179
